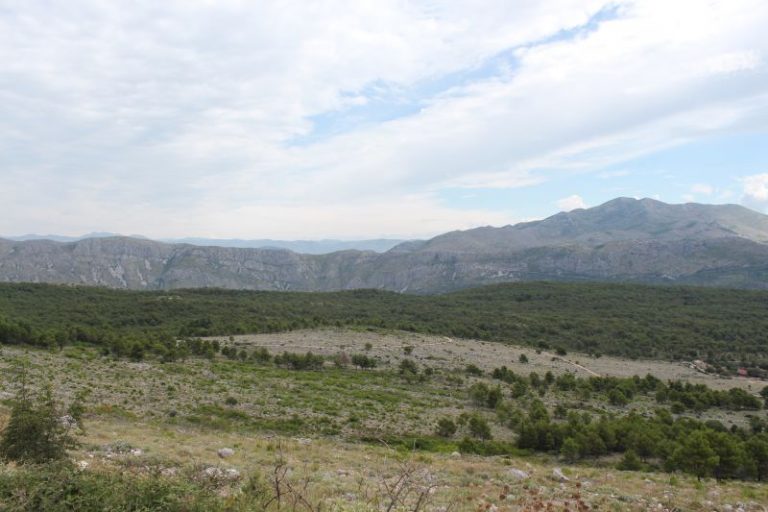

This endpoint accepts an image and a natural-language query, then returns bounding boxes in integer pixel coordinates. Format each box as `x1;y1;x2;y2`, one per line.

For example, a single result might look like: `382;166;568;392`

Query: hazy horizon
2;196;764;243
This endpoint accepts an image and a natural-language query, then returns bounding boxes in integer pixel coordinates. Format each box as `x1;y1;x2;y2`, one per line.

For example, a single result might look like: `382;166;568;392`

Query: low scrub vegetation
2;282;768;373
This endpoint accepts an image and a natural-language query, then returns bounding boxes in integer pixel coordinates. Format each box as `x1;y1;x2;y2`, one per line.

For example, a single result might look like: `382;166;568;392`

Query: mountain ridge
2;234;407;255
2;198;767;292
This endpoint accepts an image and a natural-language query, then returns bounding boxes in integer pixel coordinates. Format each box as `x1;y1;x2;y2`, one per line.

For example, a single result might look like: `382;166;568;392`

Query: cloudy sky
2;0;768;239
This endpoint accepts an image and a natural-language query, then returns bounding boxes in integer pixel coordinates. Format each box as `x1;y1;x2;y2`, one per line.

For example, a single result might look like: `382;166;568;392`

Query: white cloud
705;51;761;74
556;194;587;211
741;173;768;208
1;0;767;237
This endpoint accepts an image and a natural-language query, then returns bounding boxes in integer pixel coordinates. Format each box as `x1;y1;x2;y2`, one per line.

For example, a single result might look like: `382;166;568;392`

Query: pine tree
671;430;719;481
560;437;580;463
618;449;643;471
0;365;77;464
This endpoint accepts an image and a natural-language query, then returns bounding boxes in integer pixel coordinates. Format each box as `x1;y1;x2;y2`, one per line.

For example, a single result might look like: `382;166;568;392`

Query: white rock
551;468;570;482
450;451;461;458
217;448;235;458
77;460;89;470
509;468;530;480
130;448;143;457
202;466;239;481
224;468;241;480
204;467;222;478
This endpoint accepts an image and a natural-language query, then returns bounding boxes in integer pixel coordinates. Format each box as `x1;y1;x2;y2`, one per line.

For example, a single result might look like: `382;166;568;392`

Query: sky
2;0;768;240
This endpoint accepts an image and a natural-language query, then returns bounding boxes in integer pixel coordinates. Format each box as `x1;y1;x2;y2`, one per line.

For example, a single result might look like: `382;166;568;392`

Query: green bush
467;415;492;440
0;368;77;465
0;462;261;512
351;353;377;369
435;418;457;438
618;449;643;471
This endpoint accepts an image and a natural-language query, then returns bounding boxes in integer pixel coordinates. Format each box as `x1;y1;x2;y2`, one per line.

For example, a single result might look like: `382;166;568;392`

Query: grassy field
1;329;768;510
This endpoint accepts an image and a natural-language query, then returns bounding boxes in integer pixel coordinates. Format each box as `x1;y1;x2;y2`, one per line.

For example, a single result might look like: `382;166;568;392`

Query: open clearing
215;328;764;392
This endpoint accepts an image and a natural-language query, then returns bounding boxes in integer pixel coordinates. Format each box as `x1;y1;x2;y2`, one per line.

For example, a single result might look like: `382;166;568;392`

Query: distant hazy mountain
2;198;768;292
160;238;407;254
5;232;128;243
3;234;406;255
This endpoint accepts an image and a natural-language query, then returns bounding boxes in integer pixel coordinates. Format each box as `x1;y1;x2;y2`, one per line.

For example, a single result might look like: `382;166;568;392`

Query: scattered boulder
508;468;530;481
202;466;241;481
450;451;461;458
129;448;143;457
217;448;235;458
551;468;570;482
76;460;89;470
203;467;222;478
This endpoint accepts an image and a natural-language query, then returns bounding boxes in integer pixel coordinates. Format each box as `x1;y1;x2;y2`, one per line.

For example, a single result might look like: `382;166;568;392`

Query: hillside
1;328;767;511
2;198;768;291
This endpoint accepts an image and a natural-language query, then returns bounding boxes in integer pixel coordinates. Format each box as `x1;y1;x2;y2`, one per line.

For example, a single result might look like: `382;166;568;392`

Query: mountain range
2;197;767;293
3;234;405;255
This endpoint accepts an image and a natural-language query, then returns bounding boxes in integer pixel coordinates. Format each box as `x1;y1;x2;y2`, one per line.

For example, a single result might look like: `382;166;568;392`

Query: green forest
1;282;767;373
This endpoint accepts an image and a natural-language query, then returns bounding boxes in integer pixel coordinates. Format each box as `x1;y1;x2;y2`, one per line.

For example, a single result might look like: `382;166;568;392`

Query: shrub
518;353;529;364
351;354;377;369
399;358;418;375
273;351;324;370
251;347;272;363
464;364;483;376
560;437;580;463
332;352;350;367
0;368;78;464
469;382;489;406
468;415;492;440
486;386;503;409
435;418;457;438
618;449;643;471
0;461;258;512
